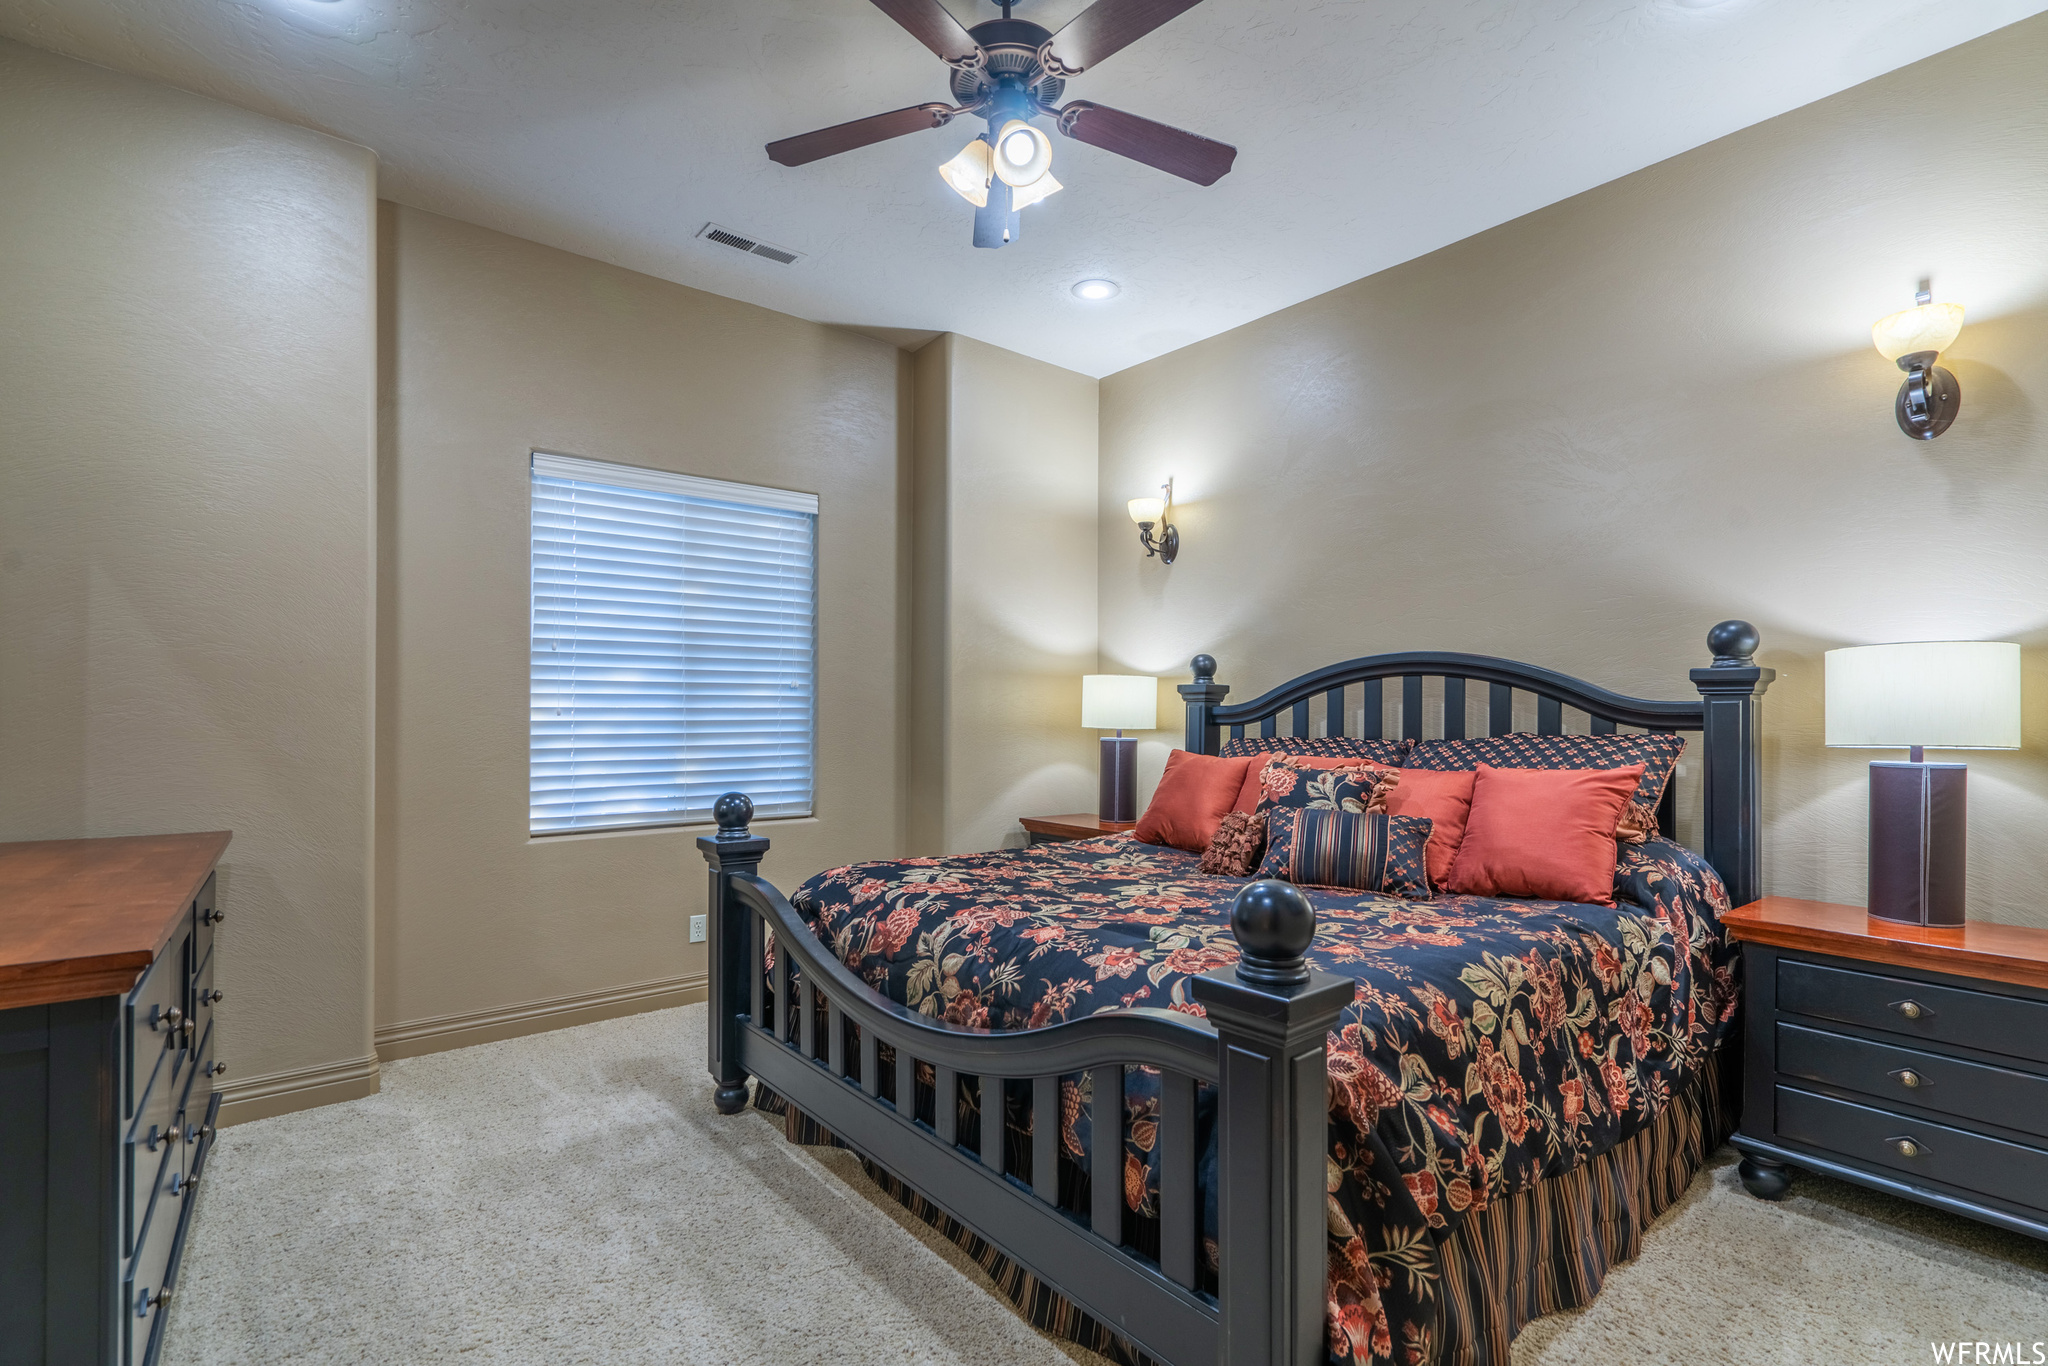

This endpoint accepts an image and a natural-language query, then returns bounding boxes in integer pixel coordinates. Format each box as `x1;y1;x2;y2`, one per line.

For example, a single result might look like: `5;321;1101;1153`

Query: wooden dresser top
1724;896;2048;992
0;831;232;1011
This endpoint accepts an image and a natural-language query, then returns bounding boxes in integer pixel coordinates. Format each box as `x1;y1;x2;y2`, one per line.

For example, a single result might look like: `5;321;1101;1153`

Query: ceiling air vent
697;223;804;266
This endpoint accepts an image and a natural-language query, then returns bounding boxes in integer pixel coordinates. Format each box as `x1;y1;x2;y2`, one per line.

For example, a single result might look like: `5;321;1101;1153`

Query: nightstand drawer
1777;1023;2048;1141
1778;1086;2048;1210
1777;959;2048;1066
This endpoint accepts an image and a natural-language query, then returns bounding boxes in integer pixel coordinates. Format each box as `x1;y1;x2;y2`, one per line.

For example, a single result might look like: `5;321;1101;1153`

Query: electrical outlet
689;914;706;944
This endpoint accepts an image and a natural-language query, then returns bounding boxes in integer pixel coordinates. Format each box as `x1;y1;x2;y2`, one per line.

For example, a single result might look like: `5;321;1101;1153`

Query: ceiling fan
767;0;1236;250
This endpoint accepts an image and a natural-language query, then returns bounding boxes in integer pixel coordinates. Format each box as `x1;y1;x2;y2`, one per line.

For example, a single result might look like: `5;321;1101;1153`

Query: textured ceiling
3;0;2041;376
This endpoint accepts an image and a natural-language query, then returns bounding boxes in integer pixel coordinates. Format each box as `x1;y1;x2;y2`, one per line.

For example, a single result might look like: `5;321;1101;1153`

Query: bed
698;622;1773;1366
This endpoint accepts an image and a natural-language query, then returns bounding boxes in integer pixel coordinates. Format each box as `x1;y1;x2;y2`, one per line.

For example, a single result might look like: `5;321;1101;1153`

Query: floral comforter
791;834;1738;1364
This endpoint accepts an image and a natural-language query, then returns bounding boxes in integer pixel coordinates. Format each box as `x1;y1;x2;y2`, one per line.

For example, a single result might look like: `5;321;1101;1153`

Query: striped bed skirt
754;1047;1732;1366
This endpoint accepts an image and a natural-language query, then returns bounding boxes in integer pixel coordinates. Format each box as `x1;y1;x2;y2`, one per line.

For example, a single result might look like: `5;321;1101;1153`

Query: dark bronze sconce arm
1895;349;1961;440
1137;519;1178;564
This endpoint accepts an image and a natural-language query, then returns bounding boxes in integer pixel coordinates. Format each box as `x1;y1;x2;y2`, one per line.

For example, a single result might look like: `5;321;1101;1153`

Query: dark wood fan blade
768;104;958;167
1056;101;1236;185
1043;0;1206;74
868;0;983;64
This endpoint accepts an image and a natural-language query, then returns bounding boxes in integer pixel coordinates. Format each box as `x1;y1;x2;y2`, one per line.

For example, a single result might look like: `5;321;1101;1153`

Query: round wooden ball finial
1707;620;1760;667
713;792;754;835
1190;654;1218;682
1229;879;1317;988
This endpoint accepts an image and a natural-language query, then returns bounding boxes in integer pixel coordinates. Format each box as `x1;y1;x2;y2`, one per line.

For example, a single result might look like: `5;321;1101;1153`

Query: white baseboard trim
374;972;708;1062
218;1053;382;1127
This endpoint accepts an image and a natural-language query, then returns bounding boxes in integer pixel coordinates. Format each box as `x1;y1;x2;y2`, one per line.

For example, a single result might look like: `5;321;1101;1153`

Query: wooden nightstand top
1724;896;2048;992
1019;814;1137;841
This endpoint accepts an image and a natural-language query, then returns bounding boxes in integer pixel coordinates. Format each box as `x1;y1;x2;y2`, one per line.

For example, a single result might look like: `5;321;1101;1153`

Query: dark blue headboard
1178;620;1773;907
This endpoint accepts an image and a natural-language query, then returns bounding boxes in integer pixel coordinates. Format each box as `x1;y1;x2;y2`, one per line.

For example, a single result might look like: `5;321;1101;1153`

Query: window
530;453;817;835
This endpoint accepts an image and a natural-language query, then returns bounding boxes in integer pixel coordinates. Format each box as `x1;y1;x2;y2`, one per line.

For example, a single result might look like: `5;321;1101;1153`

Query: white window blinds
531;452;818;835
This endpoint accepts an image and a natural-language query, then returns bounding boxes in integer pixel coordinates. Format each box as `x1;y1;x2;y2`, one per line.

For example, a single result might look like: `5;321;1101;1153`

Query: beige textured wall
377;205;910;1046
0;41;379;1097
909;335;1101;854
1098;19;2048;927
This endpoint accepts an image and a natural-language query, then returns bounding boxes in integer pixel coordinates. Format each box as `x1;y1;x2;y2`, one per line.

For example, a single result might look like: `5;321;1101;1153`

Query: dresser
0;832;230;1366
1725;897;2048;1240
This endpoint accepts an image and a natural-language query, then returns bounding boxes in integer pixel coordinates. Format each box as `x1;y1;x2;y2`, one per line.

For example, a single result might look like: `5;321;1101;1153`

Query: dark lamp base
1867;760;1966;927
1099;736;1138;824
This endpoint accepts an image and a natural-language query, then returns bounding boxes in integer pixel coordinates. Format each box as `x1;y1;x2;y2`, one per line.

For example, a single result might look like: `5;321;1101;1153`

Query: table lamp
1082;675;1157;824
1824;641;2021;925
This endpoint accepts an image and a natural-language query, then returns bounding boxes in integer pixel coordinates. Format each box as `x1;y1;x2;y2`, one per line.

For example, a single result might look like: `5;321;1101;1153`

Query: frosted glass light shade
1871;302;1964;362
1127;497;1165;525
939;138;992;207
1082;675;1157;731
1010;172;1062;211
1825;642;2021;749
993;120;1053;187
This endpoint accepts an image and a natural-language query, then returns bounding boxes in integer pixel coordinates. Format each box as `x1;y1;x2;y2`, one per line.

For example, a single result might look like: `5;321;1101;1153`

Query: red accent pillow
1382;767;1476;893
1232;754;1398;814
1444;763;1645;906
1135;751;1253;852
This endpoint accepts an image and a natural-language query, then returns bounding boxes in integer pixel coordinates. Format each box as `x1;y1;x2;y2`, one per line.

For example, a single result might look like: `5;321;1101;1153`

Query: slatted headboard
1178;620;1774;907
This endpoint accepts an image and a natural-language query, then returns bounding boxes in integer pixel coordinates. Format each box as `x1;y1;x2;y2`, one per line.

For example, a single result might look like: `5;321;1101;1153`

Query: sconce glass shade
1825;641;2021;749
1010;172;1062;211
993;120;1053;187
1127;497;1165;525
1872;301;1964;362
1082;674;1158;731
939;138;993;207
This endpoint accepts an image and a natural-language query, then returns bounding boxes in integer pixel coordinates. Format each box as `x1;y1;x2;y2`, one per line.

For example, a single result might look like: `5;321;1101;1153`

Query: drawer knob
150;1005;184;1034
204;989;225;1005
1889;999;1929;1021
1891;1068;1925;1089
145;1123;171;1152
136;1286;170;1317
203;908;224;925
186;1122;211;1144
208;1061;227;1077
1888;1135;1928;1158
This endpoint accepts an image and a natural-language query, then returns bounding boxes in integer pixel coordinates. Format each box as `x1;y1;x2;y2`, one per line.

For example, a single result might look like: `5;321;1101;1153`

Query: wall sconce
1872;288;1964;440
1126;478;1178;564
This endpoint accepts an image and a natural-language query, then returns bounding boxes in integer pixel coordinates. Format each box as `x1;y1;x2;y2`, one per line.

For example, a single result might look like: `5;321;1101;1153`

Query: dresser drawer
1778;1086;2048;1211
124;950;185;1120
192;871;219;980
1777;959;2048;1067
1777;1023;2048;1141
123;1067;180;1259
124;1149;184;1366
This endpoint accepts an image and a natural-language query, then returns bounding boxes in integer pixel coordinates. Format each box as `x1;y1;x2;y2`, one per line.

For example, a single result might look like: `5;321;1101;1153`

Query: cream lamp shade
1871;301;1964;362
1127;497;1165;525
1824;641;2021;749
1082;675;1157;731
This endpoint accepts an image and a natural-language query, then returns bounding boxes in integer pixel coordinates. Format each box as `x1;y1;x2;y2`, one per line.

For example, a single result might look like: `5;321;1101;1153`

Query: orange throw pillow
1135;750;1253;852
1444;763;1644;906
1383;766;1476;892
1232;754;1396;814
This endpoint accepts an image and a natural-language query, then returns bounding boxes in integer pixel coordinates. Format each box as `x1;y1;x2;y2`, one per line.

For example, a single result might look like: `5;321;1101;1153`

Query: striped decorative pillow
1255;807;1434;898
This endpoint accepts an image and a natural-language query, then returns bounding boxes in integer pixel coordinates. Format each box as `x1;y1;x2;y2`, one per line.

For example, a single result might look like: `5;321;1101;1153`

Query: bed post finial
1192;885;1354;1366
1228;880;1315;988
713;790;754;837
1180;655;1228;754
1707;619;1761;668
699;791;771;1116
1692;623;1773;908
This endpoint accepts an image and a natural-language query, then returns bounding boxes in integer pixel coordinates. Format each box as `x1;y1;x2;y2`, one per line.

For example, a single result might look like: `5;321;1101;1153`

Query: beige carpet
165;1004;2046;1365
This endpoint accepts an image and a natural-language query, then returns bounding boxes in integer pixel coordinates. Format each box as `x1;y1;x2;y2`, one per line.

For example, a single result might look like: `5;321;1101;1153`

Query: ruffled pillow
1198;809;1266;876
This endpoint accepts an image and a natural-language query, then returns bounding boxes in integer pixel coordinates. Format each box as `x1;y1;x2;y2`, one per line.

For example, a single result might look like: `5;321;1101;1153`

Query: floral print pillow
1252;754;1399;816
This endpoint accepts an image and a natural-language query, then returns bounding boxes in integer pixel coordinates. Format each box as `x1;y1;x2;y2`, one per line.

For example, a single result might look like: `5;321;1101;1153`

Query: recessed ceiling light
1072;279;1119;301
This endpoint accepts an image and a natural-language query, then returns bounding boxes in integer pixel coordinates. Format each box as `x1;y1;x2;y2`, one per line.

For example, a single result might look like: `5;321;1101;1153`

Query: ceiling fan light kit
765;0;1237;251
